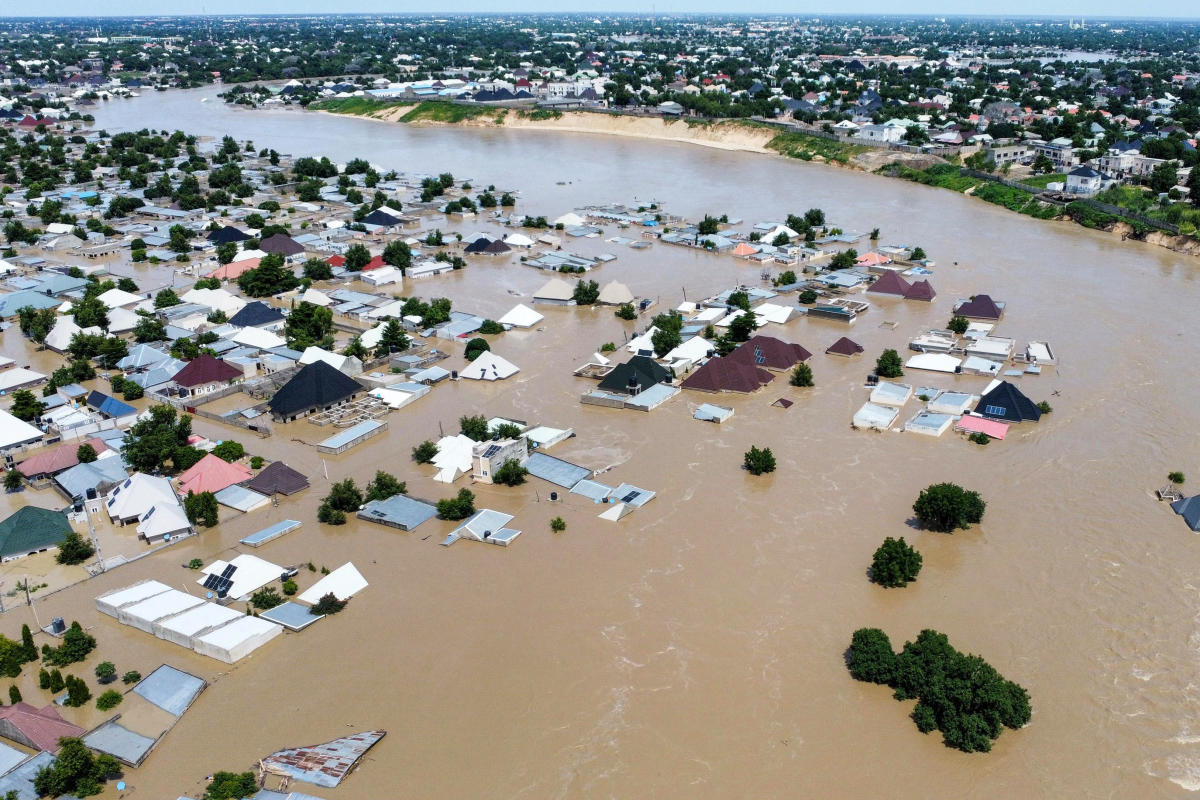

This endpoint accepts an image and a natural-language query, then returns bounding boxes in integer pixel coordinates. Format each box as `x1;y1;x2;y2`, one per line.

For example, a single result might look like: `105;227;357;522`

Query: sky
12;1;1200;18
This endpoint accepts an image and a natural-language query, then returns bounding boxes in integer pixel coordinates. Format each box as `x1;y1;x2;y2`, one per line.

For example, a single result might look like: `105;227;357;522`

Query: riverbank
309;98;1199;258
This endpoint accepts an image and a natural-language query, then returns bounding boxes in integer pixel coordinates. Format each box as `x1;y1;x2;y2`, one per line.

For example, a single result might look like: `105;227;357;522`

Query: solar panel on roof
482;445;501;458
221;564;237;579
754;347;765;365
621;491;640;503
202;574;221;590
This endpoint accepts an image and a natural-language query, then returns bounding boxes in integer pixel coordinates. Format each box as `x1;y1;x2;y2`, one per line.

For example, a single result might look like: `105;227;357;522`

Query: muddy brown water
0;87;1196;798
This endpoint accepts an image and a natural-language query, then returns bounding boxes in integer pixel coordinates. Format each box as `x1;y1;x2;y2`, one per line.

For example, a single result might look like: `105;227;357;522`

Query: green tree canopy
912;483;986;533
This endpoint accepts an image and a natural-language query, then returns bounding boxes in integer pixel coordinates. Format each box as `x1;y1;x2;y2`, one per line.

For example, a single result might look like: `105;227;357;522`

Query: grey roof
55;456;128;500
132;664;207;716
1172;496;1200;531
526;452;592;489
0;741;26;777
570;479;613;502
260;601;324;631
357;493;438;531
240;519;302;547
259;730;386;788
117;344;171;371
0;751;55;800
610;483;656;507
215;484;269;512
82;720;157;766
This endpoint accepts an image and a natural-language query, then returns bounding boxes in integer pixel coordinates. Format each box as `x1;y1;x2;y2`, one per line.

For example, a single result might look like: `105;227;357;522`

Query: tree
1169;471;1186;485
1149;161;1178;195
237;252;299;297
96;337;128;369
947;315;969;335
460;414;490;441
344;243;371;271
310;592;348;616
32;736;119;797
903;125;929;145
871;537;923;587
133;315;166;343
63;675;92;707
436;488;476;520
17;306;57;343
96;689;123;711
910;246;926;261
184;491;219;528
303;258;333;280
0;637;22;678
375;319;409;356
168;224;191;253
116;277;139;293
775;270;797;287
1031;153;1054;174
94;661;116;684
464;337;490;361
71;295;108;330
3;470;22;492
572;279;600;305
154;288;181;308
790;363;814;387
211;441;244;462
20;625;36;663
697;214;721;235
830;248;858;270
203;771;258;800
550;516;567;532
492;459;528;487
75;444;98;464
56;532;95;566
250;586;284;610
365;470;406;501
615;303;637;320
743;446;776;475
413;440;439;464
912;483;986;533
324;478;363;512
798;289;818;304
728;312;757;342
804;208;825;227
8;685;19;704
284;301;333;350
215;241;238;265
48;669;65;693
1186;166;1200;209
478;319;504;335
382;240;411;273
875;349;904;378
122;404;193;474
9;390;45;421
847;627;896;684
343;336;367;360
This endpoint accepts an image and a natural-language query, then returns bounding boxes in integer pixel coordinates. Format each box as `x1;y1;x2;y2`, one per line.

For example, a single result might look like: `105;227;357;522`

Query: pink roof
177;452;253;495
855;252;893;267
955;415;1008;440
0;702;85;752
206;257;260;280
731;242;759;256
18;437;108;478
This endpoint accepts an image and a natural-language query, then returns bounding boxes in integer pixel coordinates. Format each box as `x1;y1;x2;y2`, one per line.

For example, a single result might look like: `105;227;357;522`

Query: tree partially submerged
743;446;776;475
870;537;923;588
912;483;986;533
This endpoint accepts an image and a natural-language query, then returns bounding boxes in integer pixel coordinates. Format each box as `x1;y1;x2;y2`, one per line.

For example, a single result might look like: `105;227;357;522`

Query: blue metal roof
131;664;206;716
241;519;302;547
526;452;592;489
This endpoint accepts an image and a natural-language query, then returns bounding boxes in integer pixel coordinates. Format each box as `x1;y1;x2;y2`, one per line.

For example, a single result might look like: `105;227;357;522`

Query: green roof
0;506;73;560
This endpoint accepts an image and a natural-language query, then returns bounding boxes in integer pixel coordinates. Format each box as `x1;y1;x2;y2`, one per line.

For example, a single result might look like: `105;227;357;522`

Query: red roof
825;336;864;357
726;335;811;370
681;357;774;394
17;438;109;478
177;452;253;495
172;355;244;388
0;702;85;753
327;255;346;267
360;255;386;271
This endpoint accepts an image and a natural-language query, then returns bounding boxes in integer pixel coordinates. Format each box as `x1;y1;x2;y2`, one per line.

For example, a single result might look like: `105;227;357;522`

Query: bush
798;289;818;304
250;586;284;610
968;431;991;445
437;488;476;520
876;349;904;378
122;670;141;685
847;628;1032;753
317;504;347;525
870;537;923;588
743;446;776;476
947;315;969;335
211;440;244;462
204;771;258;800
56;531;95;565
492;459;528;486
615;303;637;320
282;579;297;596
8;684;20;704
550;516;566;532
310;592;348;616
1169;471;1186;485
96;689;123;711
187;558;203;569
413;440;439;463
478;319;504;335
790;363;814;387
1037;401;1052;414
912;483;986;533
250;455;264;469
94;661;116;684
464;337;490;361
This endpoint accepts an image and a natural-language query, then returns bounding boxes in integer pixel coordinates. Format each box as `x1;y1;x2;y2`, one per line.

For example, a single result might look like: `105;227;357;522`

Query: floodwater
2;87;1198;798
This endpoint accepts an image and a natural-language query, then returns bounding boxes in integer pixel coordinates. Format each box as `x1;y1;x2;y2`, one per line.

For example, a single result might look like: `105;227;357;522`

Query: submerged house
268;360;364;422
681;356;774;394
0;506;74;562
170;354;245;398
597;355;671;395
726;335;811;371
954;294;1005;321
974;381;1041;423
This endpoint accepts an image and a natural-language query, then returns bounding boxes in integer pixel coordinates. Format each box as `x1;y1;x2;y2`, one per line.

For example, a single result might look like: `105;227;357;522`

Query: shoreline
306;102;1200;258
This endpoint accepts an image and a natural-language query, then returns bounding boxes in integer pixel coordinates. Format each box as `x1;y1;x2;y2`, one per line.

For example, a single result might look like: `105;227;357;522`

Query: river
7;87;1200;798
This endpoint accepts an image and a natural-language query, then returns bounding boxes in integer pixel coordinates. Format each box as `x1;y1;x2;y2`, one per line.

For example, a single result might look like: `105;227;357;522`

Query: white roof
155;601;241;639
676;301;698;314
460;351;519;381
97;287;144;309
870;381;913;407
853;402;899;430
106;306;141;334
905;352;963;373
533;277;574;301
553;212;586;227
361;266;402;286
767;225;801;240
181;287;246;316
598;281;634;305
135;502;191;539
298;562;368;604
754;302;795;324
0;408;43;450
123;589;204;625
431;434;474;479
691;307;724;323
360;323;385;349
0;367;45;392
45;317;101;352
503;233;535;247
299;346;359;373
106;473;177;520
237;248;269;261
96;580;171;614
625;327;657;353
497;303;544;328
199;553;285;601
665;335;713;362
299;288;332;306
366;299;405;319
194;614;280;651
232;326;286;349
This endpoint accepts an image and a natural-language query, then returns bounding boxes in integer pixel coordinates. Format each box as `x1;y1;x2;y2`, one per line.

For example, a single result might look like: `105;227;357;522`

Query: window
984;405;1006;416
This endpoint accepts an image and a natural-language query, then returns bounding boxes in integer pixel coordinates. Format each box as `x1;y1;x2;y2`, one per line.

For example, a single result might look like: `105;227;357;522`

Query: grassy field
882;163;1058;220
309;96;413;115
1021;173;1066;189
397;101;504;124
765;130;869;164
